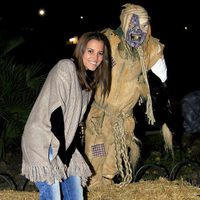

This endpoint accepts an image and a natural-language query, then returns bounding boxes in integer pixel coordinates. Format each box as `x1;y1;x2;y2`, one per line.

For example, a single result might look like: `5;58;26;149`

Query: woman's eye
87;49;93;53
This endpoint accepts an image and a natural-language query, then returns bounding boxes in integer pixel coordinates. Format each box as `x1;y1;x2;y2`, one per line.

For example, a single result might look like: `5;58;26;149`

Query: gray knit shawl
21;59;92;186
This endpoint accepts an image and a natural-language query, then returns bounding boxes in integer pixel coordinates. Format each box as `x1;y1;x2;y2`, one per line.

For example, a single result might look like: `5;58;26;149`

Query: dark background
0;0;199;99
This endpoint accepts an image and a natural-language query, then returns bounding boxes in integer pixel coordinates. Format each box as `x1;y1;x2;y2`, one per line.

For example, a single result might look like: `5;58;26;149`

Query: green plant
0;31;46;159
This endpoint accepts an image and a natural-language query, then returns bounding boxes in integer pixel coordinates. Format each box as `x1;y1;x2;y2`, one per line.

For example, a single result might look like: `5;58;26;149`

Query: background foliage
0;31;46;159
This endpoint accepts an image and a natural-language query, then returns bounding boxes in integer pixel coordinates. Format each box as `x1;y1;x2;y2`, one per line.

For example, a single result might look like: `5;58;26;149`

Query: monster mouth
131;34;141;41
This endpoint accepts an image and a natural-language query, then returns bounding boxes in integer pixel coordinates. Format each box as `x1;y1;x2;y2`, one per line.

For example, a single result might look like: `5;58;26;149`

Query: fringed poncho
21;59;92;186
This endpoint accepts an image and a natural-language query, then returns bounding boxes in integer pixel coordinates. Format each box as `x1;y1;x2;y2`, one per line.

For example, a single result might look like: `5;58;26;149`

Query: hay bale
88;178;200;200
0;190;38;199
0;178;199;200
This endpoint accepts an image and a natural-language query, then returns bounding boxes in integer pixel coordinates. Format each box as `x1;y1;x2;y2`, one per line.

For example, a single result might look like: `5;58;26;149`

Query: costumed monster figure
85;3;173;188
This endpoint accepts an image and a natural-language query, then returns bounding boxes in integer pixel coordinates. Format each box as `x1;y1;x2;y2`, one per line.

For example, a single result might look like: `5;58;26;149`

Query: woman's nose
92;53;99;61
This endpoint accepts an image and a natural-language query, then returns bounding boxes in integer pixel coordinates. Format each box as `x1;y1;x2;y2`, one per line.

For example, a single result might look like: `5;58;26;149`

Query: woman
21;31;111;200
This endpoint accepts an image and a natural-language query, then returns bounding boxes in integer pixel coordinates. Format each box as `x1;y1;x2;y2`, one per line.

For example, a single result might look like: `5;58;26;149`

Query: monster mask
120;3;150;48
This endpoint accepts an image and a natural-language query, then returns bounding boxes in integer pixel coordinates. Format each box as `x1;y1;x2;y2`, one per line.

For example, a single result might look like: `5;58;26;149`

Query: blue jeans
35;145;83;200
35;176;83;200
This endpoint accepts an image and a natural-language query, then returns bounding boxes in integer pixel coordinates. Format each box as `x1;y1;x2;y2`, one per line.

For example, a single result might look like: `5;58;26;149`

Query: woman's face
83;39;104;71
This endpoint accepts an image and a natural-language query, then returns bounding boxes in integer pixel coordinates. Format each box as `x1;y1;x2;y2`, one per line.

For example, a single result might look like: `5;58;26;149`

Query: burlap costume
85;4;172;188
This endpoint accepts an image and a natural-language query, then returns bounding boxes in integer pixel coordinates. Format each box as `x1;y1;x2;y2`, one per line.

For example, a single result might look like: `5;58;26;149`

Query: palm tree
0;31;46;159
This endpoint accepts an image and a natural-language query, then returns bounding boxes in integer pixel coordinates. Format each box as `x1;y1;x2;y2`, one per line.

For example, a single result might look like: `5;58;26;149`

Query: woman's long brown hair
73;31;112;99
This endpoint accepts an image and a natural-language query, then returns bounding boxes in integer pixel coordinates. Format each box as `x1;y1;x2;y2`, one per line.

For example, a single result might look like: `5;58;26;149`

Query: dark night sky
0;0;199;99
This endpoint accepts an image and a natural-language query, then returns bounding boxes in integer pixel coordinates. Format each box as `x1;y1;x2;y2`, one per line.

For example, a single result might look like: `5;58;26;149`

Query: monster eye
141;22;149;29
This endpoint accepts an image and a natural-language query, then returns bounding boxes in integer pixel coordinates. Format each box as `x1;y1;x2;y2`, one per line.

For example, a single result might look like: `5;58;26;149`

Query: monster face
126;14;149;48
120;3;150;48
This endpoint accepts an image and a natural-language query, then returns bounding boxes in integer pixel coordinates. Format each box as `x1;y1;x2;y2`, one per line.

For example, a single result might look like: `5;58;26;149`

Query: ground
0;132;200;191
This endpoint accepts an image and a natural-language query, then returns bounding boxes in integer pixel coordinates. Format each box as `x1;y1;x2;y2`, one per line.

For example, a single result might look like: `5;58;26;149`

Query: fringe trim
21;158;66;184
22;151;92;187
67;150;92;187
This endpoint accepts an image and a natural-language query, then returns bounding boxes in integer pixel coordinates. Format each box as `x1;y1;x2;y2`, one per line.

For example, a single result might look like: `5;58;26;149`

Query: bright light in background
38;8;46;17
184;26;188;30
80;16;84;19
66;36;78;45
